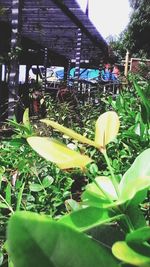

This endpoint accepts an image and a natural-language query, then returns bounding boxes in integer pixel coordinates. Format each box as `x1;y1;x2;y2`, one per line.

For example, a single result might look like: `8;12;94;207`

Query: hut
0;0;109;120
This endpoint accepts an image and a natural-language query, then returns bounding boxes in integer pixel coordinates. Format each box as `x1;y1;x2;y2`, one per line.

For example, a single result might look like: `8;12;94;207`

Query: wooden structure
0;0;108;65
130;58;150;74
0;0;109;119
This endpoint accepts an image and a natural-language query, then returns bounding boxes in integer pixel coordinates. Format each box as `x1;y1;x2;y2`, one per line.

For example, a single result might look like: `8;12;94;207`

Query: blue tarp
69;68;99;80
54;68;99;81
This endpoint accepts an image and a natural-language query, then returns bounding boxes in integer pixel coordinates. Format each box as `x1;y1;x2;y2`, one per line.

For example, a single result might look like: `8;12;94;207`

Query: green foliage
1;80;150;267
0;138;73;215
109;0;150;59
7;211;118;267
112;227;150;266
123;0;150;57
6;144;150;266
6;104;150;266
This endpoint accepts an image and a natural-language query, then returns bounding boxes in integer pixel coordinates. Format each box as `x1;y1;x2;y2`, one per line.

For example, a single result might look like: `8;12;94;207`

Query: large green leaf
27;137;92;169
119;148;150;203
59;206;120;231
41;119;95;147
7;211;118;267
112;241;150;266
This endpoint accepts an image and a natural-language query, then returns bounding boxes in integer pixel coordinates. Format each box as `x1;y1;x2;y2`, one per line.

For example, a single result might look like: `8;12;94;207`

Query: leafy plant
6;111;150;266
0;111;75;265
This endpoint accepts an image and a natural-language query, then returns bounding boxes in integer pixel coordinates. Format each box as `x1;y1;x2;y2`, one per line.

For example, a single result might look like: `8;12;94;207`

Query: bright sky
76;0;132;38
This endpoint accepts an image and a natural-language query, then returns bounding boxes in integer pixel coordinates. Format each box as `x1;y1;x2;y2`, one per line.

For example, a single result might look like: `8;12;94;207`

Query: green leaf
141;104;149;124
5;183;11;205
29;183;43;192
27;137;92;169
65;199;81;212
133;80;150;122
119;148;150;203
0;166;5;189
0;202;8;209
95;176;117;200
42;176;54;188
127;227;150;244
41;119;95;147
16;183;25;211
87;224;125;248
59;206;120;231
112;241;150;266
82;190;109;208
23;108;30;128
8;119;31;135
126;227;150;257
7;211;118;267
125;202;146;230
0;250;4;265
8;138;26;147
81;176;117;208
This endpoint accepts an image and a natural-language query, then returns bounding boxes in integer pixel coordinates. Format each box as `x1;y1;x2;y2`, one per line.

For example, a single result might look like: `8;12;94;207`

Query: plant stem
37;176;47;195
16;182;25;211
124;215;134;232
103;151;120;197
0;194;14;213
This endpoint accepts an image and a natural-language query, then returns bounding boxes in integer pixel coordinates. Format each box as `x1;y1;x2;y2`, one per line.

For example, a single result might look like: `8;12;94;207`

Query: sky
76;0;132;38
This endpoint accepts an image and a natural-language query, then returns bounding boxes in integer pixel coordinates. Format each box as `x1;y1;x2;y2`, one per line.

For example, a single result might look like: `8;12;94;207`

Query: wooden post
74;28;82;90
42;47;48;93
64;63;68;82
66;59;71;88
124;50;129;77
8;0;21;118
0;65;2;82
25;64;31;84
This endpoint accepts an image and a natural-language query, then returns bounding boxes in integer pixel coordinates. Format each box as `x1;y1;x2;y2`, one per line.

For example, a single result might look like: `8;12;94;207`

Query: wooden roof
0;0;109;67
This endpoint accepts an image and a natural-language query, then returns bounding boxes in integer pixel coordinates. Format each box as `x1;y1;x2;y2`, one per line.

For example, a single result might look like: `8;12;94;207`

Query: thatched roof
0;0;109;67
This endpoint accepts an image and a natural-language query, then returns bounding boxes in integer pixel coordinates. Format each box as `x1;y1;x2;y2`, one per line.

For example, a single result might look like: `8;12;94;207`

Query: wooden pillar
25;64;31;83
74;28;82;90
66;59;71;88
36;65;39;83
8;0;21;118
64;64;68;82
42;47;48;93
0;65;2;82
124;50;129;77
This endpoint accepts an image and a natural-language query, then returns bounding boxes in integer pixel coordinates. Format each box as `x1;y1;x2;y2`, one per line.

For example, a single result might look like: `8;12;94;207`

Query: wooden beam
52;0;107;53
8;0;22;118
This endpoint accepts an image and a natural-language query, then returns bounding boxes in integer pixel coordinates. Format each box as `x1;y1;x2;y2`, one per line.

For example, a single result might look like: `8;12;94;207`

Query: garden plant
5;105;150;266
0;77;150;267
